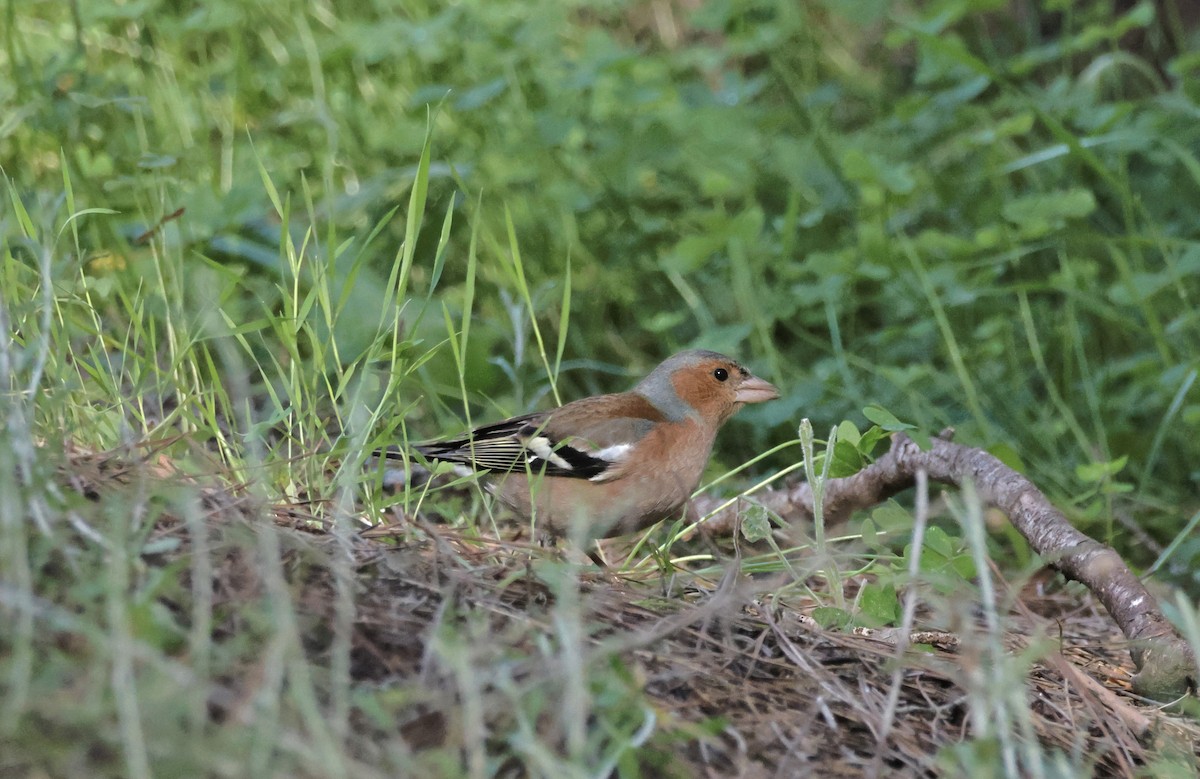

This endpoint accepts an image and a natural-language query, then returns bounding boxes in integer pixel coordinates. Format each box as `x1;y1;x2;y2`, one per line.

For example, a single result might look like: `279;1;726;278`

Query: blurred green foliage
3;0;1199;568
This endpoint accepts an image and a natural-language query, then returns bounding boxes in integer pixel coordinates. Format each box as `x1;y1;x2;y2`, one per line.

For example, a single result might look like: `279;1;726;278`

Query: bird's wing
415;394;663;481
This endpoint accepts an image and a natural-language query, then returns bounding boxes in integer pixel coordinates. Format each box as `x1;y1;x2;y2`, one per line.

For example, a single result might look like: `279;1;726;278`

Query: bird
398;349;780;541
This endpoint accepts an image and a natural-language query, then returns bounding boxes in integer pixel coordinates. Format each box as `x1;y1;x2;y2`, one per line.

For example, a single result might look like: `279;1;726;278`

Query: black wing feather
411;414;611;479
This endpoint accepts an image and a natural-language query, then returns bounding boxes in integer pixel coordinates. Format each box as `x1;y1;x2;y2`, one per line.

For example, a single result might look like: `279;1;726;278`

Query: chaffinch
406;350;779;540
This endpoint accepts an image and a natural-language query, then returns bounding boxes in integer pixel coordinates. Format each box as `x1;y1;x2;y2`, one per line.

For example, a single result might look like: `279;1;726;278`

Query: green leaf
863;407;929;448
661;233;726;274
859;517;879;550
862;404;913;432
454;77;507;111
923;526;956;559
836;419;862;446
947;552;977;580
986;442;1026;473
1101;480;1134;495
857;582;899;627
871;501;912;531
908;429;933;451
857;425;886;456
811;606;853;630
1075;455;1129;483
1000;188;1096;237
829;439;866;478
739;502;772;543
904;526;978;582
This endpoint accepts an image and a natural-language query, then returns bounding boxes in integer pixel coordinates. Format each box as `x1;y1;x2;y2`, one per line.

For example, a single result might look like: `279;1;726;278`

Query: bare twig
697;432;1196;699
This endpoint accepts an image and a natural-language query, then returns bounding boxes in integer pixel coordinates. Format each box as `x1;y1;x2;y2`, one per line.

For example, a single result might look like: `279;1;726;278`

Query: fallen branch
697;431;1197;699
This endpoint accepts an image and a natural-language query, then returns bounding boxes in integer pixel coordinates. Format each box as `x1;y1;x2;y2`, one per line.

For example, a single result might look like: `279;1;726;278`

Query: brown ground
262;515;1200;776
62;447;1200;776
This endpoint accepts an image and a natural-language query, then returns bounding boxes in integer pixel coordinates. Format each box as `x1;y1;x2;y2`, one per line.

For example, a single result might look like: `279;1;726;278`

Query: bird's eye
713;367;729;382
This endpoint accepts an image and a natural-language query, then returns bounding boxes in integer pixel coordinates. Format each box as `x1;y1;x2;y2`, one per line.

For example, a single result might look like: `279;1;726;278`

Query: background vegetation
2;0;1199;775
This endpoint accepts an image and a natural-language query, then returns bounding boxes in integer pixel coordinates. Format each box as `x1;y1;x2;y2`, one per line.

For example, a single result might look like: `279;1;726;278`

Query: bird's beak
735;375;780;404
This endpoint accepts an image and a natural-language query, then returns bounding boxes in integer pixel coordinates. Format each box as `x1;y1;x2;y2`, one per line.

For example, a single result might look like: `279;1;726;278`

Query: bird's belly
493;469;697;540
